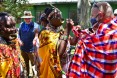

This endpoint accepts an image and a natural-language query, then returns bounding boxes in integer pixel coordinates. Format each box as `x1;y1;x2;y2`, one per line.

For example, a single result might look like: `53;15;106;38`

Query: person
68;2;117;78
40;10;78;76
38;7;73;78
39;8;49;28
18;11;40;77
0;12;20;78
114;9;117;17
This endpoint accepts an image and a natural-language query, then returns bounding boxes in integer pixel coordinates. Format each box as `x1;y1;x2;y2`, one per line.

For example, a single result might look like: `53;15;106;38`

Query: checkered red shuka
68;18;117;78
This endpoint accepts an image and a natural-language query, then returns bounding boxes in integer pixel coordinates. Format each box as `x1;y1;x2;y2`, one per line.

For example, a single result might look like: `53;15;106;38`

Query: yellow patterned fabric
0;39;20;78
38;30;62;78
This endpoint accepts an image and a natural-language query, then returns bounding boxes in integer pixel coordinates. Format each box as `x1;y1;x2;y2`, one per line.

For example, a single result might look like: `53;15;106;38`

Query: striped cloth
68;17;117;78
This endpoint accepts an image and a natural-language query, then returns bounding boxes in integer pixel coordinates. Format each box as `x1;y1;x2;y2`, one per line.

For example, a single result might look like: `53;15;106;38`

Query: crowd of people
0;1;117;78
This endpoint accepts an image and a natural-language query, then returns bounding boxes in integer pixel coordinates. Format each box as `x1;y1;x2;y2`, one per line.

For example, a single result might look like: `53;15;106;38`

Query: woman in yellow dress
38;7;73;78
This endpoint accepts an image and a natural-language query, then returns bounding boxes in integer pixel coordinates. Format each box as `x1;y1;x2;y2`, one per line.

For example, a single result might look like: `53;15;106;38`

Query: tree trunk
77;0;91;29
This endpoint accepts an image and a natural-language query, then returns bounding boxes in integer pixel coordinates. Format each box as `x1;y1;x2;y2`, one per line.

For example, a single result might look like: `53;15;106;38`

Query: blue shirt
18;22;40;52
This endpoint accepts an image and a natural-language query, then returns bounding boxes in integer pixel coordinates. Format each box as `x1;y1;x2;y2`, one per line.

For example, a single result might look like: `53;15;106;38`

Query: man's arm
17;23;24;46
33;22;40;46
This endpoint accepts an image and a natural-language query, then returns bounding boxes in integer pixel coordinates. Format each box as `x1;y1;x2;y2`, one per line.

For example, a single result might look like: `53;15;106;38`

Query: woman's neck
48;24;59;32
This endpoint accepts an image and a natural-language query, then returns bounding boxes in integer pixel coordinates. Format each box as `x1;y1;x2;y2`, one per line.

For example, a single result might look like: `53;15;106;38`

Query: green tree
0;0;32;23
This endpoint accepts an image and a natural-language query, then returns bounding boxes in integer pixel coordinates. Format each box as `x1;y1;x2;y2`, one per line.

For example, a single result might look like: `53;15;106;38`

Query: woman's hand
72;25;81;37
65;19;74;31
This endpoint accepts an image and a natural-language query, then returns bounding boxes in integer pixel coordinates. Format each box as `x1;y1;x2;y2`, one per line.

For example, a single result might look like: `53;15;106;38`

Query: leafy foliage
0;0;32;22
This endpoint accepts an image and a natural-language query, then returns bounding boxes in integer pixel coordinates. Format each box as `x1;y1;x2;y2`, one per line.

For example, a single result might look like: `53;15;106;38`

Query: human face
41;21;47;27
0;14;17;40
90;7;101;26
91;7;100;20
90;7;102;31
24;18;32;24
49;10;64;27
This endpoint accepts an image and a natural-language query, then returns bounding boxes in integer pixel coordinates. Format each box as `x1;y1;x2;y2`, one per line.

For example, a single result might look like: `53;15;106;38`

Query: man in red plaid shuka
68;2;117;78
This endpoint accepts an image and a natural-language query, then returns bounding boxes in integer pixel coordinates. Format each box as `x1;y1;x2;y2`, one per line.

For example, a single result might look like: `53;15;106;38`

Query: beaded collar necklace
48;24;59;33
